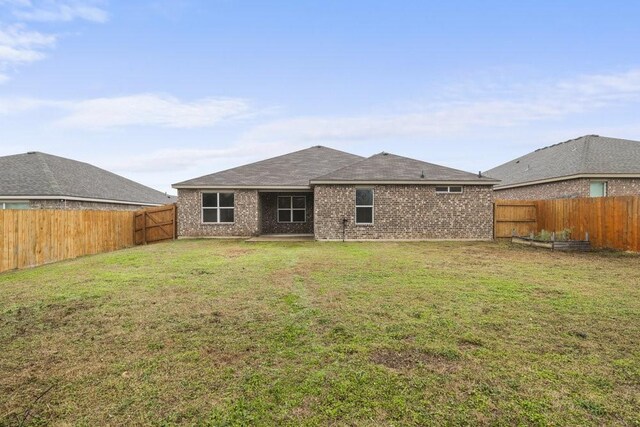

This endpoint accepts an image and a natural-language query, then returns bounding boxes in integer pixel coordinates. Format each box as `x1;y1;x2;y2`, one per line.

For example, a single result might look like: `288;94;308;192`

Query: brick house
172;146;498;240
0;151;175;210
486;135;640;200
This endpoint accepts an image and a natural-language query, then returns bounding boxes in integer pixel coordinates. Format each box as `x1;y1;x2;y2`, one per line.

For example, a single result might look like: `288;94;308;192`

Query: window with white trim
0;201;30;209
277;196;306;223
355;188;374;224
202;192;234;223
435;186;463;194
589;181;607;197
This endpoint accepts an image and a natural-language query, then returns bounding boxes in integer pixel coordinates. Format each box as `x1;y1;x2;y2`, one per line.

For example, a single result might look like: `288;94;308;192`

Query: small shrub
535;228;573;241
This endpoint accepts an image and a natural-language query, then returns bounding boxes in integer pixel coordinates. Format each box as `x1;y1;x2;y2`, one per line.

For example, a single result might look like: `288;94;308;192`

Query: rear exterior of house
173;147;498;240
487;135;640;200
0;151;175;210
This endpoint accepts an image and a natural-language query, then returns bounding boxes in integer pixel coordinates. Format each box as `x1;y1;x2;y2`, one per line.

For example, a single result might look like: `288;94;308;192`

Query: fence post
173;203;178;240
142;212;147;245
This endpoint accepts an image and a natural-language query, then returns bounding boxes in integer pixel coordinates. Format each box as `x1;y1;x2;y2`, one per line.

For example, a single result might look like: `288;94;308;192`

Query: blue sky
1;0;640;194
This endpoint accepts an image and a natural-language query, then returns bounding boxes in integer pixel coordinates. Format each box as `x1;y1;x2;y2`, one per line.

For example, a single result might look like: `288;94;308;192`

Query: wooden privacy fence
495;196;640;252
494;200;537;238
135;203;177;245
0;209;135;273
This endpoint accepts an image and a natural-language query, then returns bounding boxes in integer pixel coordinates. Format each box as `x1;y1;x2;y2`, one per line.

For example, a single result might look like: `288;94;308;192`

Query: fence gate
135;203;177;244
494;200;537;238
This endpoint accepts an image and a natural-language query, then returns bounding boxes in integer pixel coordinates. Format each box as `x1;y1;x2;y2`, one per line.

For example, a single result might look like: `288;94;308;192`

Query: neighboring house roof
486;135;640;189
173;146;364;189
0;151;175;206
310;152;499;184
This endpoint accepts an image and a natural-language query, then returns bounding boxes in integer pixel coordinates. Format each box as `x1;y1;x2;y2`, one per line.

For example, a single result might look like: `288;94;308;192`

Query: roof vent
420;170;425;178
27;151;36;154
382;152;388;156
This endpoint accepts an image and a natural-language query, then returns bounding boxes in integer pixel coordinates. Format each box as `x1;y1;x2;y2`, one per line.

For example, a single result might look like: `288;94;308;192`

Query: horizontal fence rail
494;200;537;238
0;209;135;273
495;196;640;252
134;203;177;245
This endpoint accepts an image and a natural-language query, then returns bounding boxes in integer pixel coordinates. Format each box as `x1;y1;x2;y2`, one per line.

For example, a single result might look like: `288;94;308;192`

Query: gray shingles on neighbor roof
0;152;175;205
311;152;499;183
485;135;640;188
173;146;364;188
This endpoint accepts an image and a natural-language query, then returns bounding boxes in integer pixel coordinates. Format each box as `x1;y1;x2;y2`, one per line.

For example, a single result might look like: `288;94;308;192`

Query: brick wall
494;178;640;200
177;189;259;237
313;184;494;240
29;200;147;211
260;192;314;234
607;178;640;196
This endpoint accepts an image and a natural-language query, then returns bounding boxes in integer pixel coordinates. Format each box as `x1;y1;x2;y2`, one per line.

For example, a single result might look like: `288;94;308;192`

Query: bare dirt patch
224;247;252;258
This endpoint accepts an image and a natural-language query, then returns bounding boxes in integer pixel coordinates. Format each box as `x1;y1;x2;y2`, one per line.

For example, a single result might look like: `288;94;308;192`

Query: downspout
342;217;348;242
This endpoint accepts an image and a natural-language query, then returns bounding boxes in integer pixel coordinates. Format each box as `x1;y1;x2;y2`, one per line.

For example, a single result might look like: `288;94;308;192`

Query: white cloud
243;69;640;143
0;93;253;129
0;1;107;81
106;142;304;174
3;0;109;23
0;96;68;114
0;24;57;66
54;94;252;129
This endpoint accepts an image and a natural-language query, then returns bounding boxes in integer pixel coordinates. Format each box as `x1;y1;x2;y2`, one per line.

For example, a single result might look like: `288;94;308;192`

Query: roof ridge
580;135;594;170
312;150;497;182
173;145;364;186
310;153;374;180
39;152;169;198
0;151;173;204
484;134;640;188
36;152;63;195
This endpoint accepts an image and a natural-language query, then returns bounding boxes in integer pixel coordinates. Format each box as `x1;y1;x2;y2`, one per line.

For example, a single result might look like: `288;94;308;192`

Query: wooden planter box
511;236;591;251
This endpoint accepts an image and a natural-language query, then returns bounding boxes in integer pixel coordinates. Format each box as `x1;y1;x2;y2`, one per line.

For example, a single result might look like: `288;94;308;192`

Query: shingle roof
173;146;364;188
310;152;499;184
0;152;175;205
485;135;640;188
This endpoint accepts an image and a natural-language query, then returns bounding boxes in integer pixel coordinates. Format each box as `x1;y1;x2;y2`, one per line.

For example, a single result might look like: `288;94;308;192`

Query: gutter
172;185;312;190
308;180;499;185
493;173;640;190
0;195;165;207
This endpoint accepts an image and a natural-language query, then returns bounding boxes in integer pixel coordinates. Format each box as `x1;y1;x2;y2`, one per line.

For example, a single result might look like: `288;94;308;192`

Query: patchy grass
1;240;639;426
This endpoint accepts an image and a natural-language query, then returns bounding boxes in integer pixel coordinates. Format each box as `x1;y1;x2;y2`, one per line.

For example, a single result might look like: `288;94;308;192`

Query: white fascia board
172;185;312;190
308;180;498;185
493;173;640;190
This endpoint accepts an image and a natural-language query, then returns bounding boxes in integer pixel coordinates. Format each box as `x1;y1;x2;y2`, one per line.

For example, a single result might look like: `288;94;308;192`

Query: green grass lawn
1;240;639;426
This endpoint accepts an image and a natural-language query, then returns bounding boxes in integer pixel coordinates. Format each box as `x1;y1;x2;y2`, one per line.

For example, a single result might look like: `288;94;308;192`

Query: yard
1;240;639;426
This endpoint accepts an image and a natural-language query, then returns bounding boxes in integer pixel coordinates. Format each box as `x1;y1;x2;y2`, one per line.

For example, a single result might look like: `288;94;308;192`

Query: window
278;196;306;223
355;188;374;224
202;192;234;223
0;201;29;209
435;186;463;194
589;181;607;197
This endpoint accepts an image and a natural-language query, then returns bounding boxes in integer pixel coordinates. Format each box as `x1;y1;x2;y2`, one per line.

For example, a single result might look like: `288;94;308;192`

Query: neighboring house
0;151;175;210
172;146;498;240
486;135;640;200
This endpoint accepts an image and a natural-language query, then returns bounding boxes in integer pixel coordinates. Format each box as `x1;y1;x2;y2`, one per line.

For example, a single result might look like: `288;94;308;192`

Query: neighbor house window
202;192;234;223
435;186;463;194
589;181;607;197
278;196;306;223
355;188;374;224
0;201;30;209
